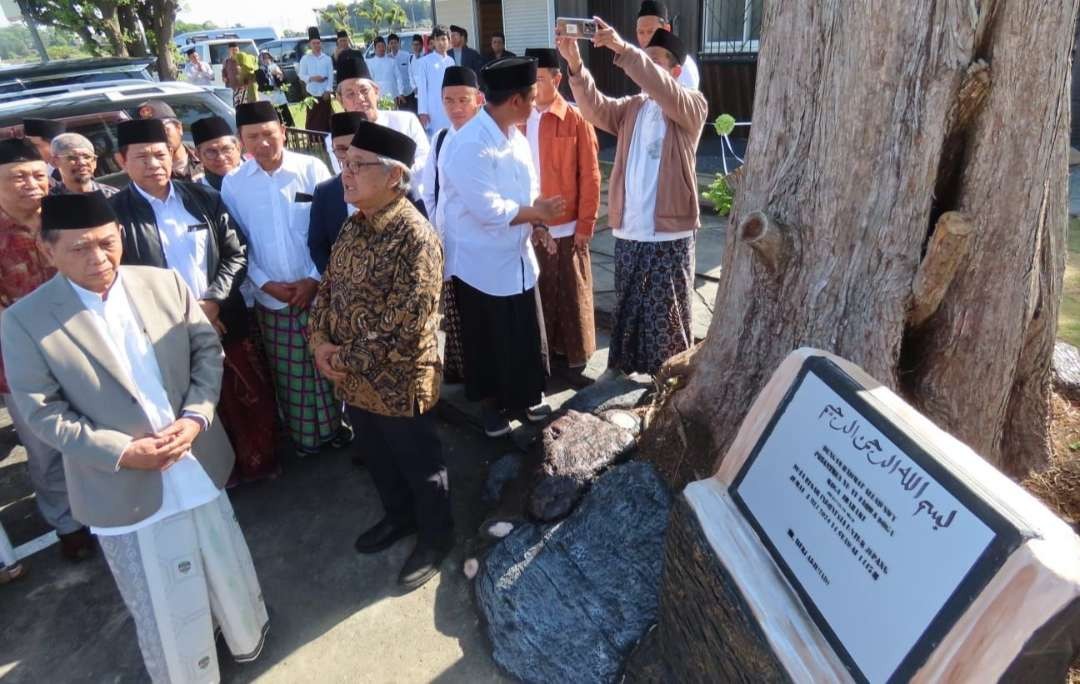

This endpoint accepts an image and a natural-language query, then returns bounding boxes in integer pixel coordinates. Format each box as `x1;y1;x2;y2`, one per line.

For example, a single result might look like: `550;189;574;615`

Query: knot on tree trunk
738;211;791;275
908;211;977;327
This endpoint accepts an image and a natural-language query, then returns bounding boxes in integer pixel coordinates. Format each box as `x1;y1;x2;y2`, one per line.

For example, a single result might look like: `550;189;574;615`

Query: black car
0;58;157;104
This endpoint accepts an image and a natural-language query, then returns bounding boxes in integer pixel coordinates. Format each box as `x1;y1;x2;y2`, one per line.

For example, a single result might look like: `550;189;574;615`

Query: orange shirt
533;95;602;238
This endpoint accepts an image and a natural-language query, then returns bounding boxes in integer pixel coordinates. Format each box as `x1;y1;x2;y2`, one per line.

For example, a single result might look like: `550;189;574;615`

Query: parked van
175;26;278;48
186;39;259;87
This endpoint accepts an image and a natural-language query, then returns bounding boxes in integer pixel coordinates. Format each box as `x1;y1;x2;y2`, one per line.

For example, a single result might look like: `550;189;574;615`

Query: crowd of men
0;2;707;681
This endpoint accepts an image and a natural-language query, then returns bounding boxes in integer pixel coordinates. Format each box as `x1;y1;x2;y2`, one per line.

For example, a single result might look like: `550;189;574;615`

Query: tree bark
135;0;177;81
116;1;146;57
95;0;129;58
645;0;1079;487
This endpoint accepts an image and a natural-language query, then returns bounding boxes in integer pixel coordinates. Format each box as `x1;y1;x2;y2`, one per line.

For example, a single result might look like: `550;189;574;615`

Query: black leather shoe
59;527;95;562
398;542;451;590
354;517;417;554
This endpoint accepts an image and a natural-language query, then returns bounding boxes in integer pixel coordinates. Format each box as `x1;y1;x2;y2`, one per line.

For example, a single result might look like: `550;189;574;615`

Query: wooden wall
699;56;757;127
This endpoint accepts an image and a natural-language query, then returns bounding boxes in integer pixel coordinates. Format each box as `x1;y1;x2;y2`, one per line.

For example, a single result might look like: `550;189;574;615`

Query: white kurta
615;100;693;243
368;54;402;98
439;109;539;296
679;55;701;90
70;274;220;537
392;48;415;95
415;51;456;135
221;150;331;310
298;51;334;97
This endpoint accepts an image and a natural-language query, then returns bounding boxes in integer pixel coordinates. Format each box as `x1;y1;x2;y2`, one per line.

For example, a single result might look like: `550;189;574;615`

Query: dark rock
484;453;525;503
529;410;636;522
1052;341;1080;402
476;462;672;684
562;376;651;415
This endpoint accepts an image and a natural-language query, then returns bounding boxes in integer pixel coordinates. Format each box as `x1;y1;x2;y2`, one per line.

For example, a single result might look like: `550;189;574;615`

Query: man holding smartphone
635;1;700;90
557;19;707;380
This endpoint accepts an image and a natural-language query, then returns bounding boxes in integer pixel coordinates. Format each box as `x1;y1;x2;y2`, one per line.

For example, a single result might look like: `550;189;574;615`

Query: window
702;0;763;54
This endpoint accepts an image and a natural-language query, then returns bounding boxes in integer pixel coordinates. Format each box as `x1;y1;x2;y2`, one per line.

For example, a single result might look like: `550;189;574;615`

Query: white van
186;39;259;87
175;27;278;48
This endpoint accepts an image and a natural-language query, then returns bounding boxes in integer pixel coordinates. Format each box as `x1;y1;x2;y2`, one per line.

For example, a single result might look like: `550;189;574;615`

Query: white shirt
376;110;431;186
71;275;220;536
679;55;700;90
368;54;402;99
440;109;539;296
617;100;693;242
392;49;415;95
183;60;214;86
298;51;334;97
525;108;576;240
416;52;455;135
221;150;331;309
408;51;424;97
420;125;459;279
132;182;210;299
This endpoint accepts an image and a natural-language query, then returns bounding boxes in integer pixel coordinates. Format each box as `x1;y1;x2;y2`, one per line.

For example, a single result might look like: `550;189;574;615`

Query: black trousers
346;405;452;548
305;94;333;132
453;277;546;410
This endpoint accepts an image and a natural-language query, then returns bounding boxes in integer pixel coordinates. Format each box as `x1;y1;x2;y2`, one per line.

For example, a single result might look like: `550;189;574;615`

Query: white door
501;0;555;55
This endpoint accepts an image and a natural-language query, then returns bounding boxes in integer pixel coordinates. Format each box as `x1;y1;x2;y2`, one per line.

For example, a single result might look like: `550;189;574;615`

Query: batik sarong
255;304;341;450
537;235;596;368
441;281;465;383
218;336;280;482
609;236;695;376
98;495;269;684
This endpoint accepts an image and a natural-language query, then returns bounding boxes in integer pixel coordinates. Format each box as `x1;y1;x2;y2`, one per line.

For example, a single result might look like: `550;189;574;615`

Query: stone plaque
730;356;1024;684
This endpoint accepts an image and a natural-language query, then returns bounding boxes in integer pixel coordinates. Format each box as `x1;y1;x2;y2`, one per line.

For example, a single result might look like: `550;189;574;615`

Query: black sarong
453;277;546;410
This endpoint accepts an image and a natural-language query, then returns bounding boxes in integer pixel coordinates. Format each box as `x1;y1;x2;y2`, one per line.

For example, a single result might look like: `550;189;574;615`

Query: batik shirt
308;195;443;417
0;210;55;393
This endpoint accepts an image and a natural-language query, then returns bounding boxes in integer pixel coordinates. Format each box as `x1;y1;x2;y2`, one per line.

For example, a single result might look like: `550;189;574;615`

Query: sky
0;0;331;33
177;0;325;34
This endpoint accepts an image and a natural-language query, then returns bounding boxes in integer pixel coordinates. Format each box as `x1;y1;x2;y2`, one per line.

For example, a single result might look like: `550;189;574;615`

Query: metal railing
701;0;763;55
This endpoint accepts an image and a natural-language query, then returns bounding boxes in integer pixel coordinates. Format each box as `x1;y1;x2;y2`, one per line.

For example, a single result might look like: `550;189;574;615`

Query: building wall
433;0;477;41
501;0;556;55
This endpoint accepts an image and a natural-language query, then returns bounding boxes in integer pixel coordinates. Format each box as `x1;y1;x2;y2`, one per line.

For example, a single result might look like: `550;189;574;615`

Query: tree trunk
135;0;177;81
96;0;129;57
646;0;1079;487
116;2;147;57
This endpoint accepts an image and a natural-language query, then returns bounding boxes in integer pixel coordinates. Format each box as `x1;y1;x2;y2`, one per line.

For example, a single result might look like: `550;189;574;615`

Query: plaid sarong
255;304;340;450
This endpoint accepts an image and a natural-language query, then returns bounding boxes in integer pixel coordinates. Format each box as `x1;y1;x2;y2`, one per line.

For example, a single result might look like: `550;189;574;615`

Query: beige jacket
0;266;234;528
569;45;708;234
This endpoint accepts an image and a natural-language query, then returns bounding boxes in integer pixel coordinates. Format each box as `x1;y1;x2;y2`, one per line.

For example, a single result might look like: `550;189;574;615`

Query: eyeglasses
201;145;238;160
342;160;384;173
61;153;96;164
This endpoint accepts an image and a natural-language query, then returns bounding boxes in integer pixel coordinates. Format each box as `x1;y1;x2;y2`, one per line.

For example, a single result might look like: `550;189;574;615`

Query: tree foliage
318;0;423;43
0;24;91;62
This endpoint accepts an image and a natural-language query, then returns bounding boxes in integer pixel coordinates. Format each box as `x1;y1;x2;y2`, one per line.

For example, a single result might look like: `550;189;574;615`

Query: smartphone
557;17;598;40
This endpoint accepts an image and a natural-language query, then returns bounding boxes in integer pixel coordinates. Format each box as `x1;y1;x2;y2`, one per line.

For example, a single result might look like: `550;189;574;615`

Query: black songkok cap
330;112;368;139
442;66;478;89
480;57;537;93
336;49;371;82
450;25;466;37
191;116;233;147
350;120;416;168
42;191;117;232
524;48;559;70
646;28;687;65
638;0;669;20
308;27;321;41
184;47;196;56
0;138;42;165
336;29;348;39
235;101;280;128
117;118;169;148
23;118;65;140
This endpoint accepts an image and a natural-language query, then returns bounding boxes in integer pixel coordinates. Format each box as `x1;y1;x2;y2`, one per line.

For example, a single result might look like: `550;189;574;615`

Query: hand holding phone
556;17;598;40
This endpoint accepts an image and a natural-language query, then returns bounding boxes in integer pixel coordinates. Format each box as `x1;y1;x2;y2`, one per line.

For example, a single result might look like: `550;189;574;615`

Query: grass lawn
1061;218;1080;348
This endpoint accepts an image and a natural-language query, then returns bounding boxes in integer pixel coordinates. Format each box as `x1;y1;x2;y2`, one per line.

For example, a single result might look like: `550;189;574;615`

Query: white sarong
98;494;268;683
